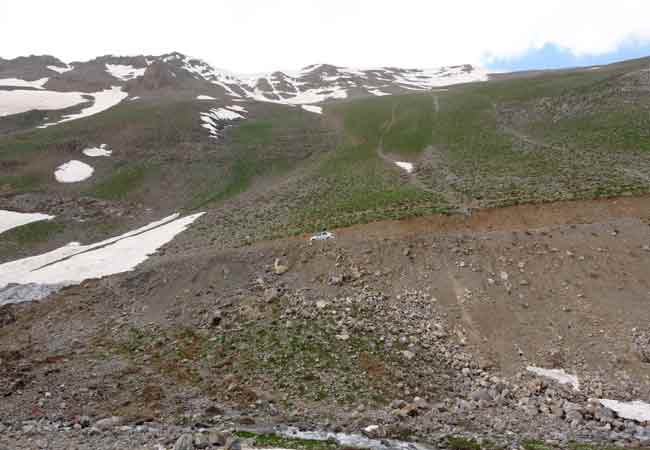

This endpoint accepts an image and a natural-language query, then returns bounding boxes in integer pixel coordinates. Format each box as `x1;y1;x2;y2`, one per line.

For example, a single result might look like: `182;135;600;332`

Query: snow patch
0;212;204;305
39;87;128;128
369;88;391;96
200;107;246;140
0;210;54;235
395;161;414;173
54;160;94;183
0;90;86;117
105;64;146;81
197;95;216;100
226;105;247;113
0;77;48;89
83;144;112;157
47;65;73;74
599;399;650;422
301;105;322;114
527;366;580;391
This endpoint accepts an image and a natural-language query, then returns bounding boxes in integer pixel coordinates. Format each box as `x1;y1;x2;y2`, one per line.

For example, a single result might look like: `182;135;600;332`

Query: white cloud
1;1;649;72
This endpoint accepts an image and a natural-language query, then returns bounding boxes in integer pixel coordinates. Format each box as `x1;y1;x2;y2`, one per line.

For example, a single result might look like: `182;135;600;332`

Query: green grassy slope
2;57;650;251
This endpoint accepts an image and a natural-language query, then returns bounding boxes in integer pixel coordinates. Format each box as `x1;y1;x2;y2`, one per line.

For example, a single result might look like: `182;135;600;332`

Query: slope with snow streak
0;212;204;305
176;55;487;107
39;86;128;128
105;64;146;81
0;210;54;235
200;107;246;139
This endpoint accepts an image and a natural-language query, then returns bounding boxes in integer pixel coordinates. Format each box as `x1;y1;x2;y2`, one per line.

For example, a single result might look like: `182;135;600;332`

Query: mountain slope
2;54;650;450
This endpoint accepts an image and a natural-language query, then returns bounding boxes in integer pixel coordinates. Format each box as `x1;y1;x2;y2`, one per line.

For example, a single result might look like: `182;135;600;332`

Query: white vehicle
310;231;335;241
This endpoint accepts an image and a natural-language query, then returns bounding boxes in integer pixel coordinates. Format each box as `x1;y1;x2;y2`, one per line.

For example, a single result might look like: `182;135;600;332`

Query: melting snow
40;86;128;128
105;64;146;81
599;399;650;422
280;427;429;450
47;65;73;74
301;105;322;114
0;90;87;117
0;77;48;89
54;160;94;183
395;161;414;173
0;210;54;235
0;212;204;305
197;95;216;100
527;366;580;391
83;144;112;157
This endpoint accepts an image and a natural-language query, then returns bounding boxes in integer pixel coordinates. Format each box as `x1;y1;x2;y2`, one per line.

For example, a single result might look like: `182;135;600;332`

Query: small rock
402;350;415;360
224;437;241;450
471;389;492;402
238;416;255;425
273;259;288;275
209;311;222;327
94;416;123;431
264;288;280;303
173;433;195;450
194;433;210;449
207;429;230;446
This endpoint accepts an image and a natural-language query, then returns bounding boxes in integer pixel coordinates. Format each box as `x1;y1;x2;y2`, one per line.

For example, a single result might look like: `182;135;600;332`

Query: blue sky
487;42;650;72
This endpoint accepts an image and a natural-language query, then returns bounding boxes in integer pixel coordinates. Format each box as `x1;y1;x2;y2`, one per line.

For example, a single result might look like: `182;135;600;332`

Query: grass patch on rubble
103;296;400;406
0;219;64;244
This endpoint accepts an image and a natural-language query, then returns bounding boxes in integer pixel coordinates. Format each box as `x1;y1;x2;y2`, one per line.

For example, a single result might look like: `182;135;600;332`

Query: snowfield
0;210;54;235
527;366;580;391
105;64;146;81
0;77;48;89
301;105;323;114
0;89;86;117
197;95;216;100
54;160;94;183
0;213;204;305
39;86;128;128
83;144;112;157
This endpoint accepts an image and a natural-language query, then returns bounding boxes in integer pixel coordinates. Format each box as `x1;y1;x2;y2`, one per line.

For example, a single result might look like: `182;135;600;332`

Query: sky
2;1;650;74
